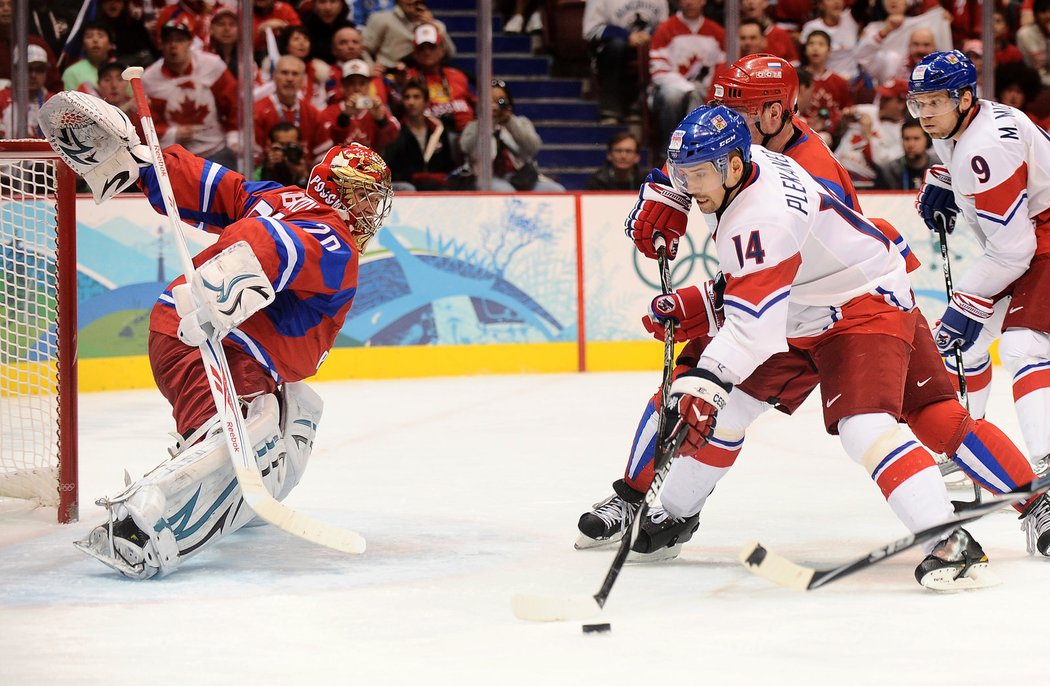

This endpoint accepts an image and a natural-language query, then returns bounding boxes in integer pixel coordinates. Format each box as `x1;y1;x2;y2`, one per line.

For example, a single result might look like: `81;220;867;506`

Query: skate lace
591;495;630;528
1021;496;1050;555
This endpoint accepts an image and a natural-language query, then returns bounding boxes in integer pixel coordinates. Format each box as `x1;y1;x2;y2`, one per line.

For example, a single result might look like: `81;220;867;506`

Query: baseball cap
413;23;441;47
211;4;237;22
341;59;371;80
26;45;49;65
962;39;984;57
876;79;908;99
161;17;194;40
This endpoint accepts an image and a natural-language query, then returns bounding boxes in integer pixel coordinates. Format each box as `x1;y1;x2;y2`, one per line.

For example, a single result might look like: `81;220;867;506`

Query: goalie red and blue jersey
144;145;360;384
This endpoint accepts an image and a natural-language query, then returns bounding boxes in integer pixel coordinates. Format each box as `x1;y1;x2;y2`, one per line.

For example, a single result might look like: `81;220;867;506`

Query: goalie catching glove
625;168;692;260
644;274;725;342
916;166;959;235
172;241;276;347
668;369;732;457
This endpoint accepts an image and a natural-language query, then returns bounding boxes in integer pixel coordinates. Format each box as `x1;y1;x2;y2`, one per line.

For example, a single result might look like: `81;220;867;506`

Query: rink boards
64;191;986;391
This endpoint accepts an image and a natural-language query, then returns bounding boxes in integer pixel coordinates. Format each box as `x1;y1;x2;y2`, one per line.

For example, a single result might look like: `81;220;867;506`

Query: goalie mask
308;143;393;251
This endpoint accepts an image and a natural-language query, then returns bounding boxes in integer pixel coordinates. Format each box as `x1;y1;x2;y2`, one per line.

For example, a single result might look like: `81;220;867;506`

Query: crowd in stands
2;0;1049;193
589;0;1050;188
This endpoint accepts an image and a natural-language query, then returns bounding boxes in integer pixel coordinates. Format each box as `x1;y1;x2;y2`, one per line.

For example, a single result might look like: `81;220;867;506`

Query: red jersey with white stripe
932;99;1050;300
699;145;914;384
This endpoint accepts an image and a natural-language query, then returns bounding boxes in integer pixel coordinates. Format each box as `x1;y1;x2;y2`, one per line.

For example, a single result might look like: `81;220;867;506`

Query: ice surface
1;370;1047;684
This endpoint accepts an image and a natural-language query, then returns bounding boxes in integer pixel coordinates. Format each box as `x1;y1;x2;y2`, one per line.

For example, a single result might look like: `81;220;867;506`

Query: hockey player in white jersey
647;105;1011;588
910;50;1050;554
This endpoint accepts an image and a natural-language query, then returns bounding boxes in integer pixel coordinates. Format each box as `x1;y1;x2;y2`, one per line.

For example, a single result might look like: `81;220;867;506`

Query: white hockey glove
668;369;732;457
172;241;276;347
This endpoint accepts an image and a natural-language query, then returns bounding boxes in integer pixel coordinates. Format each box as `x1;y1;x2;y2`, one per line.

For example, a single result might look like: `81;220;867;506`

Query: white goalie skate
74;383;324;579
37;90;149;203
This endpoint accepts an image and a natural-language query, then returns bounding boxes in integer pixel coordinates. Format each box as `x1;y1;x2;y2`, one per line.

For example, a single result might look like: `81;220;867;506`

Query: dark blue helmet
908;50;977;98
666;105;752;181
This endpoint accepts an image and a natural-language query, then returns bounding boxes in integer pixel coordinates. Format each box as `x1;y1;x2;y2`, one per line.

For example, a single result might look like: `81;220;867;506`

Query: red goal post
0;139;78;523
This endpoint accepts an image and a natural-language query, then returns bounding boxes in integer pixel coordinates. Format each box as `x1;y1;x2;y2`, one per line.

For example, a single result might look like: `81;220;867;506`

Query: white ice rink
1;369;1047;685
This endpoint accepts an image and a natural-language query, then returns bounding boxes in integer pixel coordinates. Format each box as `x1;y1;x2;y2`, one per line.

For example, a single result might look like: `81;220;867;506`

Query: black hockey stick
935;213;981;502
739;472;1050;591
512;243;686;622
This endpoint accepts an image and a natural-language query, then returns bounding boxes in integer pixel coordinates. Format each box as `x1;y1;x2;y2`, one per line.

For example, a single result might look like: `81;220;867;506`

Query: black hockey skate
1020;493;1050;556
914;527;995;590
575;479;643;549
627;506;700;562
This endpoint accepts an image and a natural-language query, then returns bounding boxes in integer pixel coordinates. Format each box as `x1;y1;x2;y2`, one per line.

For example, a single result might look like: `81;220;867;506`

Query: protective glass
906;92;959;118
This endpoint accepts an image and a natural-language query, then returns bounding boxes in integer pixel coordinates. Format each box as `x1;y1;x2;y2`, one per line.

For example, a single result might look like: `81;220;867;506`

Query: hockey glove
916;166;959;235
625;168;692;260
933;291;994;354
643;278;725;342
171;241;276;347
667;369;732;457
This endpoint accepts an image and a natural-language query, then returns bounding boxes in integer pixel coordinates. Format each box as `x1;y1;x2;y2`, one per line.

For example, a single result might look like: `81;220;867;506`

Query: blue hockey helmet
666;105;752;186
908;50;977;97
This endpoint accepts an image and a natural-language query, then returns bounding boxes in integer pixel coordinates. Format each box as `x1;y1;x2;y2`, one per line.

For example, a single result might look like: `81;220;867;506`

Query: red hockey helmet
711;54;799;119
308;143;393;251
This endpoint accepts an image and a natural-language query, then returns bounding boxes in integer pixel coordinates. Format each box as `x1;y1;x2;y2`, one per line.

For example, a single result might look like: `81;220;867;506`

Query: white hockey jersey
700;145;914;384
932;99;1050;300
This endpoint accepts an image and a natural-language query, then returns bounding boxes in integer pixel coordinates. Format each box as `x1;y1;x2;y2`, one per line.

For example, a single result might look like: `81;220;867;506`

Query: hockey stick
935;213;981;502
512;243;685;622
739;472;1050;591
122;67;366;554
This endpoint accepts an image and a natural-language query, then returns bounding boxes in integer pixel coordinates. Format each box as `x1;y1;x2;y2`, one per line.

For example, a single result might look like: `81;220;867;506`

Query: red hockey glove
643;278;725;342
668;369;732;457
625;168;692;260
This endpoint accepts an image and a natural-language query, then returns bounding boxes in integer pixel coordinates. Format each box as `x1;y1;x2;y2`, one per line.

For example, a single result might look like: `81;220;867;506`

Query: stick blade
511;592;602;622
236;466;366;554
738;540;815;591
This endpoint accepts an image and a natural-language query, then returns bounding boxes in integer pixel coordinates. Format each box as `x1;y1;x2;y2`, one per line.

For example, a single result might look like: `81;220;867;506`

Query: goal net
0;140;78;522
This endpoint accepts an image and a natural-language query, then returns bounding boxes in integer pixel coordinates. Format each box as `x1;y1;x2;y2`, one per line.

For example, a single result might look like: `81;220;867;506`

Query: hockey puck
581;622;611;634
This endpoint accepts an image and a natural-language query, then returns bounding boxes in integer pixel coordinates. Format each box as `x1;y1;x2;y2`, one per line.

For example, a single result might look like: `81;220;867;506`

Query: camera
354;95;374;110
282;143;304;165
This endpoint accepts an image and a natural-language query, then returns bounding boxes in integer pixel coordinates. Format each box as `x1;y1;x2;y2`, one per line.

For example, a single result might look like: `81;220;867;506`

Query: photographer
460;80;564;192
322;58;400;153
257;121;309;187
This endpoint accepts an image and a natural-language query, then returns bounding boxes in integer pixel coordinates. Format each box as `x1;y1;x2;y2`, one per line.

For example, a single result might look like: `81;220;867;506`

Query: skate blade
921;562;1000;591
626;543;682;563
574;531;623;550
73;539;147;579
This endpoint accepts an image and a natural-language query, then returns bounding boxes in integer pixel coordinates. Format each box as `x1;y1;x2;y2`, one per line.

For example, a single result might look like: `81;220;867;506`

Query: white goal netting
0;145;77;521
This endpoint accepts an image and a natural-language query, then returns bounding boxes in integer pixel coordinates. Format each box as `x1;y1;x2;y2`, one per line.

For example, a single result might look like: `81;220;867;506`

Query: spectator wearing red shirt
252;0;302;52
740;0;798;63
255;55;331;165
154;0;215;50
0;44;54;139
802;30;853;136
404;24;476;133
322;59;400;152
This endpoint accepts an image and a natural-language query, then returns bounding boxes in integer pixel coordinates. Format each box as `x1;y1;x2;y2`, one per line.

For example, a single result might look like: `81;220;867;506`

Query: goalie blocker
75;382;323;579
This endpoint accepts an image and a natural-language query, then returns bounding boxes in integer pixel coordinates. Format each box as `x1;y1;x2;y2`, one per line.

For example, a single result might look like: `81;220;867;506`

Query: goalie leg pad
277;381;324;502
74;394;287;578
37;91;148;204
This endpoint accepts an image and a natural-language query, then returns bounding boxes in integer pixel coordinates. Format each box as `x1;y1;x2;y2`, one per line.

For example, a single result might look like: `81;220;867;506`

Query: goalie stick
121;67;365;555
512;242;685;622
739;473;1050;591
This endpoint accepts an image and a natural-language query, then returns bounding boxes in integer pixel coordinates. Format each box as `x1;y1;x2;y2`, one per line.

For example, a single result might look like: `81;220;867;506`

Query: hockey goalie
37;91;393;579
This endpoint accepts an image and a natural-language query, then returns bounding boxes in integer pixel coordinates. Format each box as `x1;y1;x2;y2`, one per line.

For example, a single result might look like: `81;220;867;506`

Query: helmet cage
308;144;393;252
